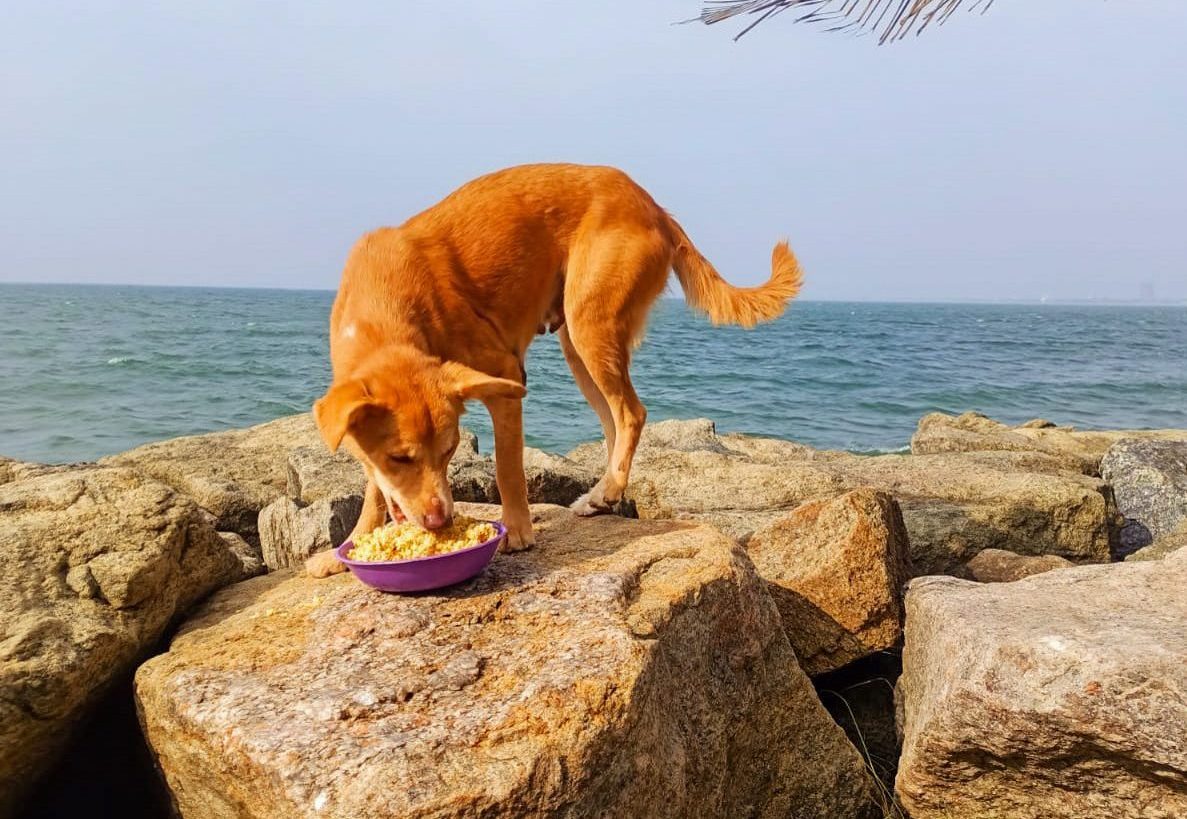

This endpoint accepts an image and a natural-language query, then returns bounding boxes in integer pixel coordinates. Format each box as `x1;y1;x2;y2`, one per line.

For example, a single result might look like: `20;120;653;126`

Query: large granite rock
521;447;598;505
746;489;911;675
912;411;1187;476
571;419;1113;574
285;446;364;504
567;420;848;540
829;450;1113;573
258;495;364;571
1100;438;1187;553
102;414;320;539
0;465;259;818
136;504;880;819
895;556;1187;818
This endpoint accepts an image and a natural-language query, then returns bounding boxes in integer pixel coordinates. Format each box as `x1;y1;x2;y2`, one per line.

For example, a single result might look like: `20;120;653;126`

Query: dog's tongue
385;496;408;524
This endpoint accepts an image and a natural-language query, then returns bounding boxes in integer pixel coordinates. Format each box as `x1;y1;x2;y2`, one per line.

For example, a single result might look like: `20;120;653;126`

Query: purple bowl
336;521;505;593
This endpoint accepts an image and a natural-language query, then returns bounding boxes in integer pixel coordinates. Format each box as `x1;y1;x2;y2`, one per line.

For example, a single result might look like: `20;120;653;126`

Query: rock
1125;520;1187;562
568;421;848;534
810;450;1113;574
218;531;266;577
895;561;1187;818
1100;438;1187;553
570;420;1114;575
285;446;364;504
0;465;257;817
746;489;911;676
521;448;598;504
136;504;880;819
912;411;1187;476
962;548;1073;582
0;457;83;485
257;495;364;571
102;414;321;539
447;431;499;503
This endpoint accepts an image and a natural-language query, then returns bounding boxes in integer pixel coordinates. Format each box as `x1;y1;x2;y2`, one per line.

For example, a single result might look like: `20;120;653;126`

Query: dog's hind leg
558;325;616;464
564;235;669;516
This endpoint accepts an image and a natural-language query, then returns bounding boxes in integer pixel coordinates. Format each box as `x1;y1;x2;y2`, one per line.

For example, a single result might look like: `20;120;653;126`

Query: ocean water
1;283;1185;464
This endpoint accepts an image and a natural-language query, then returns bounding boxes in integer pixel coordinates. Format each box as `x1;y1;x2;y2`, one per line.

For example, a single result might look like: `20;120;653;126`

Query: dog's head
313;353;524;530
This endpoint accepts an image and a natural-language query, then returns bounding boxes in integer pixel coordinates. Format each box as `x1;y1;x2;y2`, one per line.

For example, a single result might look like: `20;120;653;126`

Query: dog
305;163;801;578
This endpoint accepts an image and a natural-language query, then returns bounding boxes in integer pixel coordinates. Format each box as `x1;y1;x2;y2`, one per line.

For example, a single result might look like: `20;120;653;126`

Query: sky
2;1;1185;302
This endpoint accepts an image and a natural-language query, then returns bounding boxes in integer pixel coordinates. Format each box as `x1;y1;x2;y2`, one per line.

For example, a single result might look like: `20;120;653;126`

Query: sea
1;283;1185;465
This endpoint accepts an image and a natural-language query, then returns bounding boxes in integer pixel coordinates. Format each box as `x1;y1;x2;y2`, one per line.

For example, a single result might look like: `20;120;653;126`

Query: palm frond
698;0;995;43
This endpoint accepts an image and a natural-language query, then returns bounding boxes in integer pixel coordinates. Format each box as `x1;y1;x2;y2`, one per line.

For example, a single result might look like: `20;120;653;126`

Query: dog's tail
666;214;803;328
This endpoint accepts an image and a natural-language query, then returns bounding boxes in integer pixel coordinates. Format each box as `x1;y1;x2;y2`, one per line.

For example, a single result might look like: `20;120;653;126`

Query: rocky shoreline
2;411;1185;817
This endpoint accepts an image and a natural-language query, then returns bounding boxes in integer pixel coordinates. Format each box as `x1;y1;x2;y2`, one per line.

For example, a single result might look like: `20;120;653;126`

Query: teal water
2;283;1185;464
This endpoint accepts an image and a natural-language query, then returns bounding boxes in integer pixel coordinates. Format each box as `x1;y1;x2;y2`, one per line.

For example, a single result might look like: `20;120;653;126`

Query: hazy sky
3;1;1185;301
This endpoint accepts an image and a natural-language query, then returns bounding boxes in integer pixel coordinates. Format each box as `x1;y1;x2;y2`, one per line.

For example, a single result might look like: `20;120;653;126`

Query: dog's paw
305;549;347;578
502;526;536;553
571;488;615;517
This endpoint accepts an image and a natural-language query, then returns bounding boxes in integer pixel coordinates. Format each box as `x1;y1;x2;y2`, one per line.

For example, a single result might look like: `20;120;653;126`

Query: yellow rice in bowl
346;515;498;562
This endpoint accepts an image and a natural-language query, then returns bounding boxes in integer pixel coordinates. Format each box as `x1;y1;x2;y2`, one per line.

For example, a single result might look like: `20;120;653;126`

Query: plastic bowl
336;521;505;593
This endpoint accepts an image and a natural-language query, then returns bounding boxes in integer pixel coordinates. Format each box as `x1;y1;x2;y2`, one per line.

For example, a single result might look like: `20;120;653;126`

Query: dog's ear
312;380;378;452
440;362;526;403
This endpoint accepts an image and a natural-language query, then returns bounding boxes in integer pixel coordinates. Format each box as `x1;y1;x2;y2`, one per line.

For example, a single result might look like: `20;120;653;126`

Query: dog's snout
423;496;450;530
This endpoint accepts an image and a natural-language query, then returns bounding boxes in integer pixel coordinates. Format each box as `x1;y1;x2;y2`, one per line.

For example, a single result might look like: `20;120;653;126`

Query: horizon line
1;280;1184;308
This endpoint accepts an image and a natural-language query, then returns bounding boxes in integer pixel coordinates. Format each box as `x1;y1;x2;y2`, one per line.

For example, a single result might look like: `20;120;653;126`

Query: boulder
568;420;848;533
1125;520;1187;563
962;548;1073;582
830;451;1114;573
1100;438;1187;553
746;489;911;675
0;465;258;818
217;531;265;578
285;446;364;504
136;504;880;819
102;414;321;539
257;495;363;571
521;447;598;505
570;419;1113;574
447;431;499;503
895;560;1187;818
912;411;1187;476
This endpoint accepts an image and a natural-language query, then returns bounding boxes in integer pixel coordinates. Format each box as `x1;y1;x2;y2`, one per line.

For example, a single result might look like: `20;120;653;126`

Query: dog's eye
387;453;413;465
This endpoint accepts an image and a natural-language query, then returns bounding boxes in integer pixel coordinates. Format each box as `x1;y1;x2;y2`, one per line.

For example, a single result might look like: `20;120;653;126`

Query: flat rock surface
911;411;1187;475
102;414;320;539
747;489;911;675
136;504;879;819
0;465;257;818
895;555;1187;818
571;419;1113;574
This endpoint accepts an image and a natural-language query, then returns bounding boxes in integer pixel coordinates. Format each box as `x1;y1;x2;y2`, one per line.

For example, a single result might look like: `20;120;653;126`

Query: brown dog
305;163;801;577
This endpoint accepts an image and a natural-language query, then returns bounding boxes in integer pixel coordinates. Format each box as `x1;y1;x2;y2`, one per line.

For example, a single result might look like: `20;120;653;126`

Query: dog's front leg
485;396;534;552
305;476;386;578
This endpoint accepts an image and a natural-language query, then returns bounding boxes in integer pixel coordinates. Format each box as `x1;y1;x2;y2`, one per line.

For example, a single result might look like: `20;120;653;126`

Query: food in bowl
346;515;499;562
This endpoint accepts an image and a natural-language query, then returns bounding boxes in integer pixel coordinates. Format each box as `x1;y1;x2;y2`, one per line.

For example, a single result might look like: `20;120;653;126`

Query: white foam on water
106;356;128;365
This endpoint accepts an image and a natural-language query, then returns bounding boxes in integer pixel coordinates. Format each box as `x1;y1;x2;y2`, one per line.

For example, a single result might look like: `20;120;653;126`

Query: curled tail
666;215;803;328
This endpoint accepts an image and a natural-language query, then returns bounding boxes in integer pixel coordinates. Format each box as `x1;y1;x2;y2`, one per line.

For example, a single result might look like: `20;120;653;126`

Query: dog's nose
423;496;449;530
